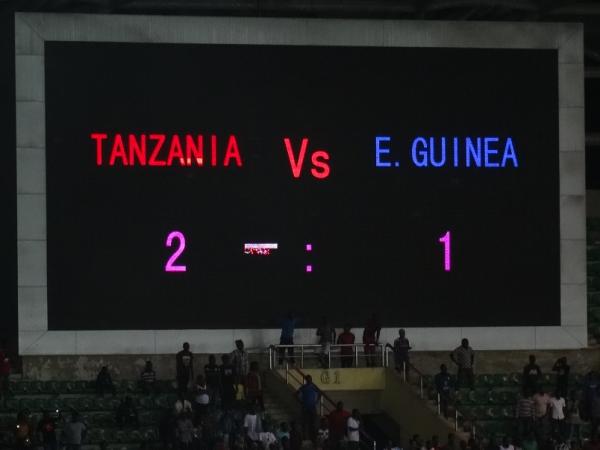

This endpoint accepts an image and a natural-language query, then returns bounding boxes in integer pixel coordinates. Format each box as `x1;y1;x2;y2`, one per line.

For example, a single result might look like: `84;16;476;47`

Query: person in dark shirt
204;354;221;405
297;375;321;442
363;314;381;367
279;312;298;365
96;366;115;397
523;355;542;395
220;354;236;410
140;361;156;394
435;364;453;418
176;342;194;396
316;317;336;369
337;325;356;368
553;357;570;397
386;329;411;379
37;411;58;450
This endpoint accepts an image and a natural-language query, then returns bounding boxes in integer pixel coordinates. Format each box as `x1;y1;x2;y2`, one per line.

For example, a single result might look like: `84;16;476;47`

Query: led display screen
45;42;559;329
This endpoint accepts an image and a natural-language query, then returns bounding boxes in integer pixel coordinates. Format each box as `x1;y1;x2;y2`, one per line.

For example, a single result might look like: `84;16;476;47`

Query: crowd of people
5;320;600;450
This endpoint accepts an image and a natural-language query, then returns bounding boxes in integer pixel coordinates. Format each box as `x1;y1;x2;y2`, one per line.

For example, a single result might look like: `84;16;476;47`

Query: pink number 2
165;231;187;272
438;230;451;272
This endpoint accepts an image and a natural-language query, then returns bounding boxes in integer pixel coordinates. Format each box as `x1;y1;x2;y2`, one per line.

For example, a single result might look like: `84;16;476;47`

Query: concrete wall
20;347;600;380
407;348;600;375
381;369;460;449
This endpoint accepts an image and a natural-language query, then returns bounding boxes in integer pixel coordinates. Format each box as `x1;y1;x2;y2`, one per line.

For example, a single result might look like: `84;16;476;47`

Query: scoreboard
15;14;586;352
45;42;558;330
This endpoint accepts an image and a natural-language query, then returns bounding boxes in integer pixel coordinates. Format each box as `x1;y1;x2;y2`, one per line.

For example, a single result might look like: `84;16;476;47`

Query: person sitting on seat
140;360;156;394
95;366;115;397
116;396;139;428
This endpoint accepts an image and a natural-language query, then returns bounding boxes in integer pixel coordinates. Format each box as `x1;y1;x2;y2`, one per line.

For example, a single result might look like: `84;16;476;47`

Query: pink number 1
165;231;187;272
438;230;451;272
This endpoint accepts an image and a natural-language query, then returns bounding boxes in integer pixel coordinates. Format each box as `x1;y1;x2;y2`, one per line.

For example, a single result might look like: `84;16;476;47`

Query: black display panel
45;42;559;330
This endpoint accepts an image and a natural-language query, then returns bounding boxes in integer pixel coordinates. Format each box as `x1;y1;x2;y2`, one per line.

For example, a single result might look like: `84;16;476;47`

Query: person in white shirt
500;436;515;450
258;423;278;449
550;391;566;437
244;407;261;443
347;409;361;450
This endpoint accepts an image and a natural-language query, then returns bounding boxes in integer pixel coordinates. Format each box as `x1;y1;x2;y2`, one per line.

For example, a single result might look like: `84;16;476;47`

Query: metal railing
268;343;387;369
383;347;476;437
277;363;377;450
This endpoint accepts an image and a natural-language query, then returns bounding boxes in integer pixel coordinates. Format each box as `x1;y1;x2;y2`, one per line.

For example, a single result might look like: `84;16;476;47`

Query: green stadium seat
542;373;557;386
508;373;522;385
44;380;60;394
142;427;158;441
476;374;495;388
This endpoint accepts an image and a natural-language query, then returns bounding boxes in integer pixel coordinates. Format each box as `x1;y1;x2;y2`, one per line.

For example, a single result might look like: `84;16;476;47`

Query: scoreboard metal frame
15;13;586;354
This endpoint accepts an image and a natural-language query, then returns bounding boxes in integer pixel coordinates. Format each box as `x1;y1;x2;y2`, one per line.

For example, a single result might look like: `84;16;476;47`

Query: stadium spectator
220;354;237;409
62;412;87;450
328;401;351;448
231;340;249;382
15;410;32;450
297;374;321;441
435;364;453;418
140;360;156;394
175;412;194;450
276;422;290;441
317;317;336;369
37;410;58;450
316;417;330;450
500;436;515;450
176;342;194;396
259;423;278;449
0;340;10;400
450;339;475;390
523;355;542;395
95;366;115;396
550;390;566;437
246;361;264;410
566;390;583;443
522;433;538;450
289;421;302;450
279;312;298;365
517;391;535;438
116;396;139;428
363;314;381;367
387;329;411;377
533;388;551;440
553;357;570;397
337;325;356;368
204;354;221;404
347;409;361;450
174;393;193;416
243;406;260;444
193;375;210;420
